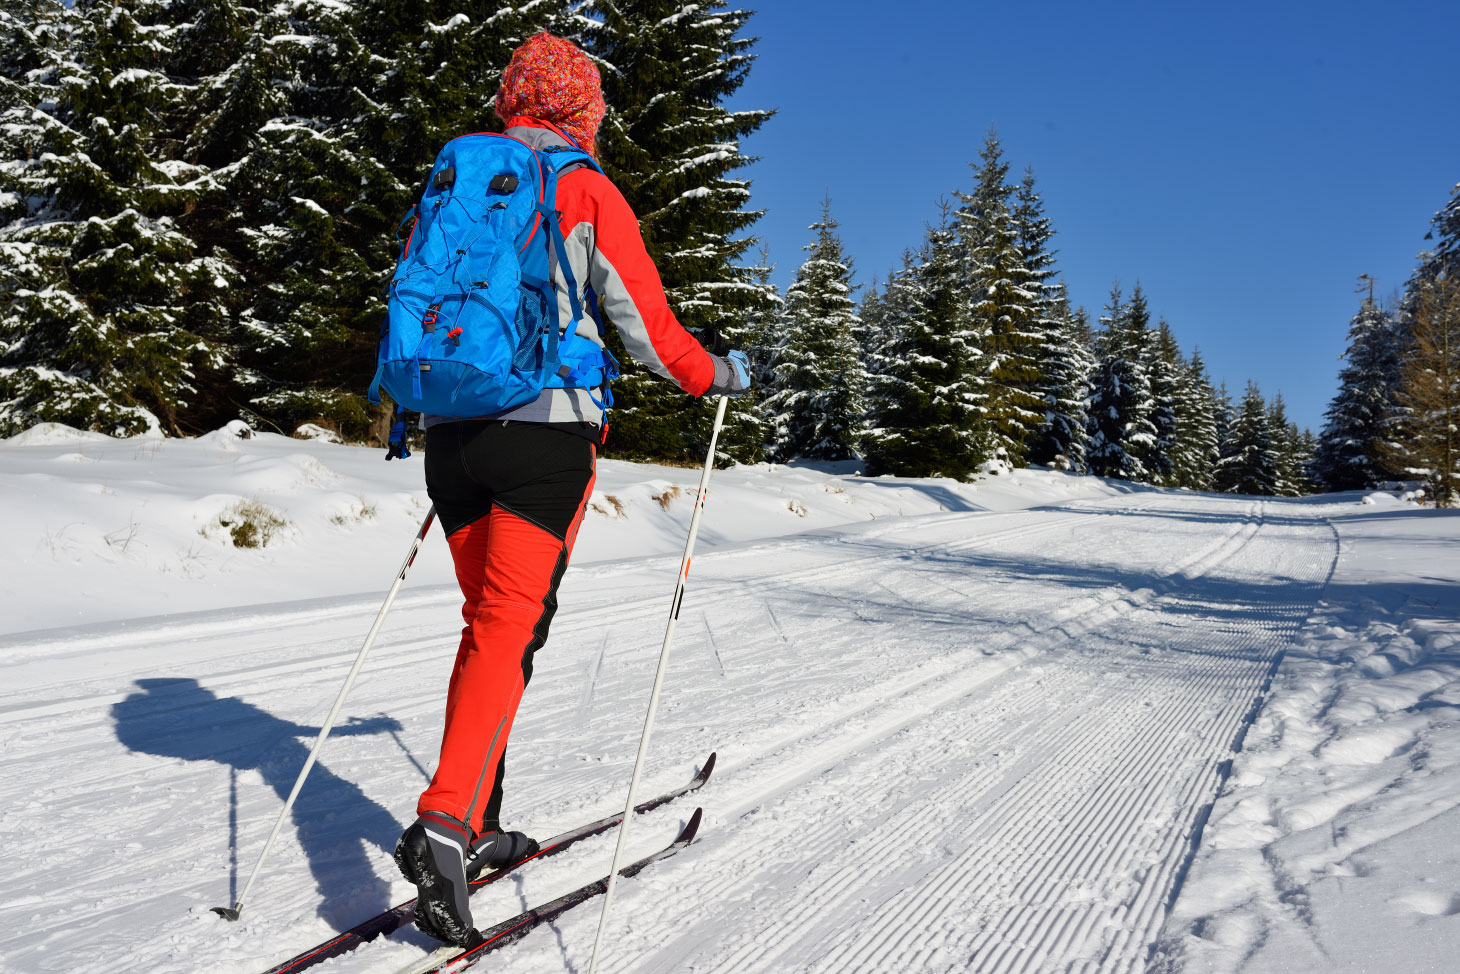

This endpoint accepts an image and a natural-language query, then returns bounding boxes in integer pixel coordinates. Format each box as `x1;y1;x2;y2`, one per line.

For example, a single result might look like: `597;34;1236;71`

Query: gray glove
705;349;752;397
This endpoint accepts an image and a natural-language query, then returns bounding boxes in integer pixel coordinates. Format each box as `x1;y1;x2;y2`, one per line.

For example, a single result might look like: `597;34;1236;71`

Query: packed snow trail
0;488;1342;973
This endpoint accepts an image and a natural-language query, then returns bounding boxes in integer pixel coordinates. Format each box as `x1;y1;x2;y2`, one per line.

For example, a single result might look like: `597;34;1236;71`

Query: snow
426;14;470;32
1150;495;1460;973
109;68;159;88
0;425;1456;973
291;196;330;218
0;425;1110;636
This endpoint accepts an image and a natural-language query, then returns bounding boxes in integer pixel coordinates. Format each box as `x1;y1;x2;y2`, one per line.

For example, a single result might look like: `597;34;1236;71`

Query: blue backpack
369;133;619;425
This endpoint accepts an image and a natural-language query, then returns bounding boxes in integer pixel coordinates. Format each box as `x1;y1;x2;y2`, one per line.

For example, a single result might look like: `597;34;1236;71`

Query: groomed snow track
0;490;1339;974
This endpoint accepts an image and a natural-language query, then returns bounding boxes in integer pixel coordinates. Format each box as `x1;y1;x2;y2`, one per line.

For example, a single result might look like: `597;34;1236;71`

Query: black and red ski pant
418;420;596;835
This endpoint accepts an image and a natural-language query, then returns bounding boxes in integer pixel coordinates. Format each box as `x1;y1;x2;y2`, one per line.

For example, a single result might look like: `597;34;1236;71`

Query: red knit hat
496;32;606;158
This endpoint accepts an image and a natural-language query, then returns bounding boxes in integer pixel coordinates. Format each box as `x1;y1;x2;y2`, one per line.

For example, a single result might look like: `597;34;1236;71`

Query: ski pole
585;396;729;974
212;506;436;922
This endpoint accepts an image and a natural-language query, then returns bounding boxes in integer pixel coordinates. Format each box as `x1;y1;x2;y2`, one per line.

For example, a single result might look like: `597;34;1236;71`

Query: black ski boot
466;829;540;876
394;811;479;946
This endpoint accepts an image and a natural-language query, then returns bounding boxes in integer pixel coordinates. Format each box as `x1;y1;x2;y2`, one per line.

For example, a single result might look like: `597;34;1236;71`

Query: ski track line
641;500;1264;829
0;502;1133;834
0;497;1155;802
830;504;1332;974
277;497;1216;972
0;498;1160;969
554;500;1254;970
607;501;1338;974
0;501;1141;727
421;496;1259;867
0;493;1277;974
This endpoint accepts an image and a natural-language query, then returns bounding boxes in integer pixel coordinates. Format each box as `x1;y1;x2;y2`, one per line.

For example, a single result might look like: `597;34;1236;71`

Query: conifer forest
2;0;1457;502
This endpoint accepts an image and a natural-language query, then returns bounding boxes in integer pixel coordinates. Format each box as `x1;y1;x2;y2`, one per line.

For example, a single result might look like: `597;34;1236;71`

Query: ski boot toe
467;829;540;875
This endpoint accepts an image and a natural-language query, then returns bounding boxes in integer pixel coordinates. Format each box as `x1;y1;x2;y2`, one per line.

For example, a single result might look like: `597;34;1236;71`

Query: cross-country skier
391;32;751;947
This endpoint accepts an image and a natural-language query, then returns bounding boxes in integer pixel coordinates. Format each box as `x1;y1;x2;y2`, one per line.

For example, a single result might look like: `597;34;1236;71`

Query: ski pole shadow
111;677;406;929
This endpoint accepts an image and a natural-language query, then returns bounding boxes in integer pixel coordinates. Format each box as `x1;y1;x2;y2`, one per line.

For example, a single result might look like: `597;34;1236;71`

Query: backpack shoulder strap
540;144;603;179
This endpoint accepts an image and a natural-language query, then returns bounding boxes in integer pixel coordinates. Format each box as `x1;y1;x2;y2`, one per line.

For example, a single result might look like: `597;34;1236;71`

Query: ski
259;753;715;974
395;808;703;974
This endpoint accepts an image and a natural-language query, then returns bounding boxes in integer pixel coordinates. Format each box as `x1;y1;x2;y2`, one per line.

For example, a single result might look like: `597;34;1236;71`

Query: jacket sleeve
558;169;716;396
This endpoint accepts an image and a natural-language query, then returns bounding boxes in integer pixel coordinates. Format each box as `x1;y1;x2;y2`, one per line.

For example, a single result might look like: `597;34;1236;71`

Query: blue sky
728;0;1459;431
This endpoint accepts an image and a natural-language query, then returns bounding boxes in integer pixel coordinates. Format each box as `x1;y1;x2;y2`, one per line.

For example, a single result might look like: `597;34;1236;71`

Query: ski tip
696;752;716;782
676;807;703;846
211;905;241;922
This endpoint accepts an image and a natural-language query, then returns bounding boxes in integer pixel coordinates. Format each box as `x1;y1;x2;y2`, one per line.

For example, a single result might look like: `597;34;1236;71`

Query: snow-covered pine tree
358;1;574;183
1313;277;1401;490
761;197;862;461
1171;348;1220;489
1014;167;1085;469
737;241;780;399
582;0;775;463
1384;271;1460;506
1412;181;1460;286
1143;318;1181;485
956;134;1042;466
856;275;889;362
1025;294;1093;471
1300;428;1321;489
207;1;580;440
0;0;69;261
1212;379;1237;483
1267;392;1302;496
1288;423;1317;495
1086;283;1157;480
200;0;404;439
0;0;240;436
863;203;987;479
1215;380;1279;495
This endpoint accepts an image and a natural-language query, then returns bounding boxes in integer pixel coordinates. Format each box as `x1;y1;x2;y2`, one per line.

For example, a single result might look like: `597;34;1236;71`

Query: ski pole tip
211;905;242;921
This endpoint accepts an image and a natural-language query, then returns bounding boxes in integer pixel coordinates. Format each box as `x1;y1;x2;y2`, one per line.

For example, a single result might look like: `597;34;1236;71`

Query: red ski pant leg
417;475;595;832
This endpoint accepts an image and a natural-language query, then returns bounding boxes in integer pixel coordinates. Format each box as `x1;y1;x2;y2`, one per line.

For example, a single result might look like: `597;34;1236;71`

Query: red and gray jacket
423;120;718;431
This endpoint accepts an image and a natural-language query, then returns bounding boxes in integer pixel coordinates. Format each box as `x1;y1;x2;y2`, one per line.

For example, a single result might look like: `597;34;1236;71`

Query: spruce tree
1013;168;1087;470
1026;296;1094;471
1086;283;1157;480
1212;380;1238;486
956;133;1042;465
1171;349;1220;489
1144;318;1182;485
863;204;987;479
762;197;862;461
1413;181;1460;286
1267;392;1302;496
1384;272;1460;505
0;0;239;436
355;1;574;182
582;0;775;463
1314;277;1401;490
1215;381;1279;495
855;276;885;364
205;1;402;437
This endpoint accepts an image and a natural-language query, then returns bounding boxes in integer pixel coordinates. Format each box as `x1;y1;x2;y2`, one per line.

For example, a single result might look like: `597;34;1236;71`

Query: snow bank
1153;496;1460;973
0;423;1122;636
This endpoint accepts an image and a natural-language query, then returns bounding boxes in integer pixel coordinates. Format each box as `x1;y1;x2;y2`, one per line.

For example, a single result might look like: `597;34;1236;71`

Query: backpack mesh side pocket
512;282;550;372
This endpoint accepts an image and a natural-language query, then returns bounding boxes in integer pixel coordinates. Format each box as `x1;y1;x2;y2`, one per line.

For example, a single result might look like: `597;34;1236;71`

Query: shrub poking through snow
213;500;288;548
590;494;627;519
295;423;343;444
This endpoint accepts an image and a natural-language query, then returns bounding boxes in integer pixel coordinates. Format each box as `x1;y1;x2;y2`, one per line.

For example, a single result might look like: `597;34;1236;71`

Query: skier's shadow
112;677;406;929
